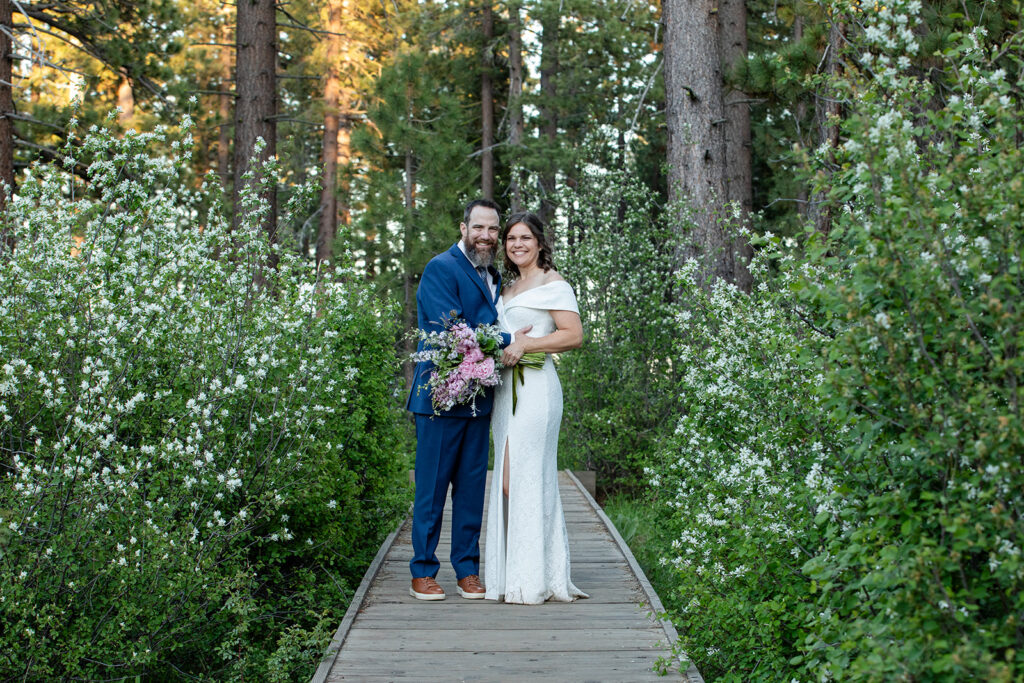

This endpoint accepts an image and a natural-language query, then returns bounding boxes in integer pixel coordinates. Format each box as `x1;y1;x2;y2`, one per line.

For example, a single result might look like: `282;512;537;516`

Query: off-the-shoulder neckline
500;280;572;306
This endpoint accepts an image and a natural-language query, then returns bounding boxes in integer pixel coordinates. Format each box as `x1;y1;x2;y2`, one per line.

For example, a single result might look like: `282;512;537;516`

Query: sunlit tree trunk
338;105;351;230
316;0;343;266
481;0;494;200
117;71;134;124
218;19;233;194
233;0;277;243
507;0;523;212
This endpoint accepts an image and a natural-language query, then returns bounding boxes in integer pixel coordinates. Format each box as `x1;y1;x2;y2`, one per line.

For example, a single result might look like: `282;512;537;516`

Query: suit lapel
450;243;497;313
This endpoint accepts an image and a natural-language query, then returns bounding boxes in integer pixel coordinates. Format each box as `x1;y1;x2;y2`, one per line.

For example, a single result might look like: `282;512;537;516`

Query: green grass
602;494;679;609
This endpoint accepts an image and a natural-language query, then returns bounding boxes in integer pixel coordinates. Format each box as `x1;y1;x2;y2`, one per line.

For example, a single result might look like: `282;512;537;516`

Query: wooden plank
317;470;696;683
360;590;646;606
326;650;672;681
565;470;705;683
350;616;662;630
350;601;662;620
342;628;667;652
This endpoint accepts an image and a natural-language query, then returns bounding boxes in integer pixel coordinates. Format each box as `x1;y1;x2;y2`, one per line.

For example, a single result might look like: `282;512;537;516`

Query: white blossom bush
649;3;1023;680
0;121;409;680
558;170;684;493
648;244;847;680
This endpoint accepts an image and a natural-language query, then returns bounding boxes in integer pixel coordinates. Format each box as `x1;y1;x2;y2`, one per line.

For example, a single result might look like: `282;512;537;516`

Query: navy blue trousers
410;413;490;580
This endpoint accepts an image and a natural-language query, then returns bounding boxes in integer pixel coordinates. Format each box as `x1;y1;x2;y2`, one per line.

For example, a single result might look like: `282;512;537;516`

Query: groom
407;199;528;601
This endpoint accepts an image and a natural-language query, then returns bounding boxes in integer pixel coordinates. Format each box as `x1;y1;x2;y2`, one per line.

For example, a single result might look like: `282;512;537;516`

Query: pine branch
12;136;90;180
188;89;236;97
6;27;90;76
4;111;67;132
266;116;321;127
467;140;508;159
13;4;172;108
628;59;661;133
275;5;345;39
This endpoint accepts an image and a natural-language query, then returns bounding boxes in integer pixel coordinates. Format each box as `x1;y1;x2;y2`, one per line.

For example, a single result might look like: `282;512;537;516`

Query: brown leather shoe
457;574;485;599
410;577;445;601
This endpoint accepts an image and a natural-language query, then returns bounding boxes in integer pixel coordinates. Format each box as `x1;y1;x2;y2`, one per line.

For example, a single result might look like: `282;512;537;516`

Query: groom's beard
463;237;496;269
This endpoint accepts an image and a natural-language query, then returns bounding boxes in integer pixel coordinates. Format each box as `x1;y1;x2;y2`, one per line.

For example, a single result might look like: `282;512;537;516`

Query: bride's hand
502;340;526;366
503;325;532;365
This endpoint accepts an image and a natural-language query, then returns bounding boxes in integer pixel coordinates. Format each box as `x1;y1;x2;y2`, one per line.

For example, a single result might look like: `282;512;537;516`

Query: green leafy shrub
0;120;410;680
649;248;841;680
647;2;1024;680
558;171;683;495
795;10;1024;680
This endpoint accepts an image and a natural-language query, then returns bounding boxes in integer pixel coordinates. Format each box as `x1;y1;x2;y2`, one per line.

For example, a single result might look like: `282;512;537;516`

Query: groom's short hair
463;199;501;226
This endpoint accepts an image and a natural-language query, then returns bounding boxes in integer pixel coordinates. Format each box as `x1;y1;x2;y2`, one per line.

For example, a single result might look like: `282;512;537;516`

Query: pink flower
480;358;496;378
462;356;497;382
447;373;467;396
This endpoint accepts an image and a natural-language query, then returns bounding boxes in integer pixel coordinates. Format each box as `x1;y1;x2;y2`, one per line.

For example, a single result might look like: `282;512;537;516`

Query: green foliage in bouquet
646;2;1024;680
0;116;410;680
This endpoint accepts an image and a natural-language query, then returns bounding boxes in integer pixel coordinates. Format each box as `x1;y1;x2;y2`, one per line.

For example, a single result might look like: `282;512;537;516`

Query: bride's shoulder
543;270;567;285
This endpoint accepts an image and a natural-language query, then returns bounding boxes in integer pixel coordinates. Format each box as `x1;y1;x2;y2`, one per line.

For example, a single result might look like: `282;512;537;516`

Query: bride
484;211;588;604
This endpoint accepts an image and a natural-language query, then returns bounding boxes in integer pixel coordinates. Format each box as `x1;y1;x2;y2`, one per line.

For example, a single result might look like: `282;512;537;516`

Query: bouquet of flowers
411;316;544;415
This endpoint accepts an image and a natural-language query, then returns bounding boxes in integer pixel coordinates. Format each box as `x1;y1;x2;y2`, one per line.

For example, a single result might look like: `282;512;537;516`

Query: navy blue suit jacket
407;243;512;417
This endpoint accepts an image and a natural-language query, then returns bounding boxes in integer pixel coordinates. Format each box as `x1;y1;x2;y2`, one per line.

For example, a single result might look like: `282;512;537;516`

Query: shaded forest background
1;0;838;302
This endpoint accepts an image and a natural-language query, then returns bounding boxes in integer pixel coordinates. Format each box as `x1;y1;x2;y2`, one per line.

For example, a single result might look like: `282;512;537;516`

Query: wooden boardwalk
311;471;703;683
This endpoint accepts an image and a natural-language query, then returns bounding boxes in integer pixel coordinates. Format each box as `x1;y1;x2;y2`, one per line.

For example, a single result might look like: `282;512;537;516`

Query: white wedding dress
484;280;588;604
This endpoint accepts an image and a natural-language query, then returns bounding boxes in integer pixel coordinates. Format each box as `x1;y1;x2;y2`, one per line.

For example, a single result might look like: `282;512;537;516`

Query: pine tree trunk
0;0;14;244
720;0;752;290
665;0;750;287
507;0;523;212
338;105;351;229
538;7;558;227
117;71;134;124
316;0;343;267
233;0;277;242
793;15;810;222
481;0;494;200
810;20;844;237
218;20;233;194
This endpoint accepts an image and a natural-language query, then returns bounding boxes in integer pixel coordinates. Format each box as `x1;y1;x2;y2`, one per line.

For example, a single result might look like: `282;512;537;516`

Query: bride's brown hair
500;212;556;278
